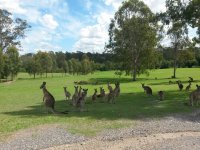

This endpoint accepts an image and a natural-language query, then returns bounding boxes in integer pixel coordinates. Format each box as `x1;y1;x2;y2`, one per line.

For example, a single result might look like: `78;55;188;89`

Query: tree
63;60;69;75
5;46;20;80
81;54;92;74
0;9;30;52
157;0;188;78
184;0;200;44
36;51;53;78
48;51;57;77
0;48;4;79
106;0;157;81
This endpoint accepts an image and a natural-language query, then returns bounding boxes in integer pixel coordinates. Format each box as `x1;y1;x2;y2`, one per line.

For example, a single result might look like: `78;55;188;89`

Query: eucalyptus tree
106;0;157;81
184;0;200;44
157;0;189;78
0;9;30;52
36;51;53;78
5;46;20;80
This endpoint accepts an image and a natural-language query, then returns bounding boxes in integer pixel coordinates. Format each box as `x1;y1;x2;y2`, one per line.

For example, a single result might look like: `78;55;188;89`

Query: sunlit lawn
0;68;199;139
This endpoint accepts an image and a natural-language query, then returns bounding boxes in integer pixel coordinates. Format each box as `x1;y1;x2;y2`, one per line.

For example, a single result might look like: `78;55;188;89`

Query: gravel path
1;110;200;150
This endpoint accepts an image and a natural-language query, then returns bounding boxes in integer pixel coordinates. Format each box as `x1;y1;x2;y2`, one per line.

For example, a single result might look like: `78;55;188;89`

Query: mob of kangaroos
40;75;198;114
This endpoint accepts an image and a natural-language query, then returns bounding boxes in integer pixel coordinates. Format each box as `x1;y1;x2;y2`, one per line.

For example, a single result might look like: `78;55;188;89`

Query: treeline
20;51;96;78
156;47;200;69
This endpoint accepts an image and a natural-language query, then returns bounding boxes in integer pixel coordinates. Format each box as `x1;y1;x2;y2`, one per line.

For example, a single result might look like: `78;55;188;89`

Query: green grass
0;68;199;139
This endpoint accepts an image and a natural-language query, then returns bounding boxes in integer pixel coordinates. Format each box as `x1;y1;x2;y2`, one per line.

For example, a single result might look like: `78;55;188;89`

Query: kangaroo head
94;89;97;92
141;83;145;87
82;89;88;96
74;86;78;91
40;82;46;89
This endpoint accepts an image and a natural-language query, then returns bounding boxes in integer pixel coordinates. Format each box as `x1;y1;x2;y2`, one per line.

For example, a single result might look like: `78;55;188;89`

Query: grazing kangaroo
185;82;191;91
189;86;200;106
169;80;173;84
40;82;68;114
63;87;71;100
92;89;97;102
141;83;152;96
158;91;164;101
72;86;79;106
176;81;183;91
76;89;88;111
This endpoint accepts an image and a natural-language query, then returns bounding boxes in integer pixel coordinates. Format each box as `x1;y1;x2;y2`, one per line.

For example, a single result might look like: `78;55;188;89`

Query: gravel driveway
1;110;200;150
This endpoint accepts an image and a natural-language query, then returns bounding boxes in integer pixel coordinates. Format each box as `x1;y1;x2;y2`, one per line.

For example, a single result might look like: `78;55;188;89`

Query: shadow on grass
3;90;199;122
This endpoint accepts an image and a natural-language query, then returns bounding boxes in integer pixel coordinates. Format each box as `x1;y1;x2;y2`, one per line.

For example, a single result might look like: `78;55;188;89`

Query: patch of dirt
43;131;200;150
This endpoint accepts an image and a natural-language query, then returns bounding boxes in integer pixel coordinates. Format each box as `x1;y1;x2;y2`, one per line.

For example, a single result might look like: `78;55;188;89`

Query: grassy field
0;68;199;139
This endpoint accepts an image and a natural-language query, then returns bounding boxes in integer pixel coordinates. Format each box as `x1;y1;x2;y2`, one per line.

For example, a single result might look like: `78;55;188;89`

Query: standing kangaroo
76;89;88;111
185;82;191;91
107;82;113;91
141;83;152;96
72;86;79;106
92;89;97;102
78;86;82;99
107;88;115;104
40;82;68;114
115;82;120;97
158;91;164;101
189;77;194;82
63;87;71;100
176;81;183;91
189;86;200;106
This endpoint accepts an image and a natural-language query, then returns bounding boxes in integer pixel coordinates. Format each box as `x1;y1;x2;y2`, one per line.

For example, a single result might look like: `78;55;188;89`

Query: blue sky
0;0;193;54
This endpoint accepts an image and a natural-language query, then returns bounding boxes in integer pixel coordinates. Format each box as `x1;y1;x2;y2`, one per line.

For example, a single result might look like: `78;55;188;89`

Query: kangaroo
158;91;164;101
141;83;152;96
169;80;173;84
72;86;79;106
63;87;71;100
189;86;200;106
189;77;193;82
40;82;68;114
92;89;97;102
97;87;105;98
107;82;113;92
176;80;183;91
107;88;115;104
196;84;200;90
76;89;88;111
185;82;191;91
115;82;120;97
107;82;120;104
78;86;82;99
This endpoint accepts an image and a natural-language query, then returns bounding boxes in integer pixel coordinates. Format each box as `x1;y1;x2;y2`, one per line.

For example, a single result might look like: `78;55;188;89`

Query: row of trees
106;0;200;80
21;51;95;78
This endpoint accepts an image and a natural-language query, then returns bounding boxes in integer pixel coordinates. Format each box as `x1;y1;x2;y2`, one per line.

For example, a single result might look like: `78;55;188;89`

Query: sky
0;0;189;54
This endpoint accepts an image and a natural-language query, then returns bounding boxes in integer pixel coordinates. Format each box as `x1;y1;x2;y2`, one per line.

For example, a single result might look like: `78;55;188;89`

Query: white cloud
0;0;27;14
40;14;58;30
73;11;113;53
103;0;122;10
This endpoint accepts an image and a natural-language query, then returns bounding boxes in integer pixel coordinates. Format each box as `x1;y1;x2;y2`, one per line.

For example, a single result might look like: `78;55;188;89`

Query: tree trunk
34;73;35;79
133;61;137;81
172;46;178;78
46;71;47;78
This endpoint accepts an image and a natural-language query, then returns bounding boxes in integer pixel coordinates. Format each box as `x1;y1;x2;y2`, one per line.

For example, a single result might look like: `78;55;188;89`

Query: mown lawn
0;68;199;139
